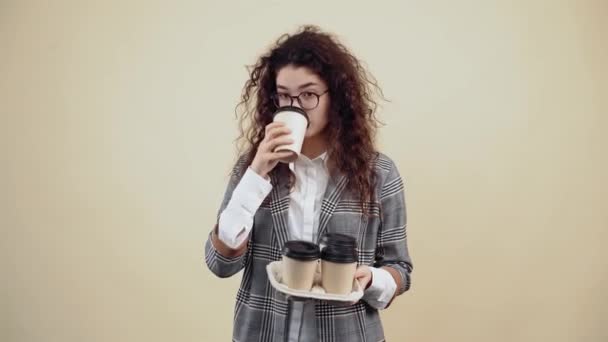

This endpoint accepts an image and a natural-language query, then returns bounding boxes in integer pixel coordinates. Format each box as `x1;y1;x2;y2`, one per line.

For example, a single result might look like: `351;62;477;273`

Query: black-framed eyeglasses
271;89;329;110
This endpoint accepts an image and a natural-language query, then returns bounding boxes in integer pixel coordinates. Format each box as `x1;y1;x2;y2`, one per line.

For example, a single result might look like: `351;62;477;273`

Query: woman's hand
250;122;294;178
354;265;373;290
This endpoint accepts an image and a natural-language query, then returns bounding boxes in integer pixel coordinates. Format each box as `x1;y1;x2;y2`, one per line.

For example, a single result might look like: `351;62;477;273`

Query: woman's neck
301;134;327;160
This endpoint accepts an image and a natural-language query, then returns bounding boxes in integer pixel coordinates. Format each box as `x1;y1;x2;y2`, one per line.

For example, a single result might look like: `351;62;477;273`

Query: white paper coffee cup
272;106;309;163
282;240;320;291
321;245;358;295
282;256;318;291
321;260;357;295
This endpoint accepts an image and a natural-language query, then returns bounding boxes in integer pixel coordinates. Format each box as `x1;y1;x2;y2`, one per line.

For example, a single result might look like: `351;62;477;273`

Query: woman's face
275;65;330;139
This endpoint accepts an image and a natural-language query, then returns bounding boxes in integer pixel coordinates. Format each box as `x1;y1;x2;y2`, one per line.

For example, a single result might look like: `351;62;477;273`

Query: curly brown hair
234;25;384;215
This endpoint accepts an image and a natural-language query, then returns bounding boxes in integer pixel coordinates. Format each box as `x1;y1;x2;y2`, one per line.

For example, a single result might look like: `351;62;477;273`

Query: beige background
2;0;607;341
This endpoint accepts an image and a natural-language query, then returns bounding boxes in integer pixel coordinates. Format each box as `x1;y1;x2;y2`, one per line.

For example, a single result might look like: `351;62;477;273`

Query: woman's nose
291;97;302;109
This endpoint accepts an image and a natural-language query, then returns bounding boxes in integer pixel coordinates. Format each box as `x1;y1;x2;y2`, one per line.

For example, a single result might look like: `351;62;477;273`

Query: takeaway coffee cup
321;244;358;295
272;106;309;163
282;240;320;291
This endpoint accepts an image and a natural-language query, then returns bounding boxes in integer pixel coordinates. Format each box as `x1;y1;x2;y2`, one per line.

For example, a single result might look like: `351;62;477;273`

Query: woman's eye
301;92;314;98
278;93;290;100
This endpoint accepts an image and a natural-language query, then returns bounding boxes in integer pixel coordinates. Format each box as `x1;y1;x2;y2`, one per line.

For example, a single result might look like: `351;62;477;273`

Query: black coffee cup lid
283;240;320;261
320;233;356;248
273;106;310;127
321;245;358;264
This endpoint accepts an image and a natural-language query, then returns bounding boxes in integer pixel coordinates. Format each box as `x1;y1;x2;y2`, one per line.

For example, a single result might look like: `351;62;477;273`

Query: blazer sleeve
205;156;250;278
374;159;413;297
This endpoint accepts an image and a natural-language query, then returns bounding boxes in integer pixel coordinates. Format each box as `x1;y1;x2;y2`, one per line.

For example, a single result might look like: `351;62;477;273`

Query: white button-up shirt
286;151;329;242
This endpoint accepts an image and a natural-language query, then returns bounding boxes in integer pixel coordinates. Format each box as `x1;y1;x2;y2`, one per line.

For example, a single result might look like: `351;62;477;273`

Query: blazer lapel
269;172;291;250
269;169;349;249
315;173;348;244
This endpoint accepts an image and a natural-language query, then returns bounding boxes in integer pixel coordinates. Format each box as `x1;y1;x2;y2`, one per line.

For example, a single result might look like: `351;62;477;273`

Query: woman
205;25;412;342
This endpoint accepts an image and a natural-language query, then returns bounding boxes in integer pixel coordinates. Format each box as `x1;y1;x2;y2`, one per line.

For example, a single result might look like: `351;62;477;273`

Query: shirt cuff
217;167;272;248
362;267;397;310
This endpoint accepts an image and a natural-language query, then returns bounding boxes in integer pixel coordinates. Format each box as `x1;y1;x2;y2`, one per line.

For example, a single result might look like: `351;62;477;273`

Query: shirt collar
289;151;329;172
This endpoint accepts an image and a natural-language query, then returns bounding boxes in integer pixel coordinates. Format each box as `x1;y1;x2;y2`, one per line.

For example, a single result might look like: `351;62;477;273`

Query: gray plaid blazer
205;152;413;342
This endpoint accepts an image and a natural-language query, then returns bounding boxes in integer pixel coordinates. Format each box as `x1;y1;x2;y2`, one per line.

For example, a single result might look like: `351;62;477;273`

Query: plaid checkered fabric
205;153;413;342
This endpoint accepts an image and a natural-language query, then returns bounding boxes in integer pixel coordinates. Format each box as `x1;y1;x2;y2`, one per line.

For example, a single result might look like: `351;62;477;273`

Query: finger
356;278;369;290
268;137;295;151
356;274;371;284
259;136;293;153
354;267;368;278
264;121;286;134
355;275;371;287
266;126;292;140
267;150;294;162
